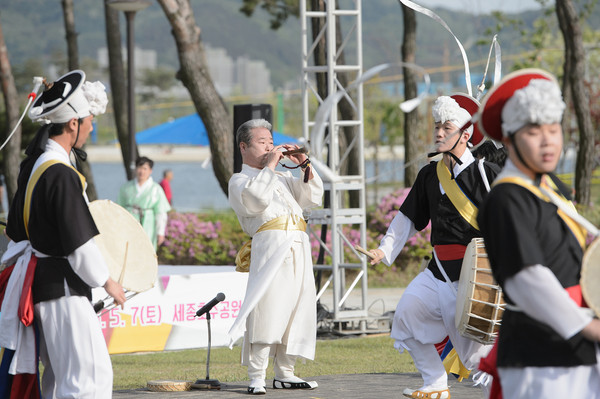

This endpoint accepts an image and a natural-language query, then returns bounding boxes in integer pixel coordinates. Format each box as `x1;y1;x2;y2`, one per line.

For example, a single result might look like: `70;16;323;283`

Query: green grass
111;335;416;390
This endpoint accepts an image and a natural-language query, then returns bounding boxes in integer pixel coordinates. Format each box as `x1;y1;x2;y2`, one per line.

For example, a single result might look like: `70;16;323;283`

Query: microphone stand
191;312;221;390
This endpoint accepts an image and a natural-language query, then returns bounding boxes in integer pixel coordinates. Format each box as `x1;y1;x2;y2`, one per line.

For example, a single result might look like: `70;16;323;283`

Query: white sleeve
229;168;279;216
504;265;592;340
156;212;168;236
377;211;418;267
288;168;324;209
67;238;110;288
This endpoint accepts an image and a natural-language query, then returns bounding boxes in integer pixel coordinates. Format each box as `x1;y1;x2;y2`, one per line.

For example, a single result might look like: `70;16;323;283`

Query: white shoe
402;386;450;398
248;378;266;395
273;376;318;389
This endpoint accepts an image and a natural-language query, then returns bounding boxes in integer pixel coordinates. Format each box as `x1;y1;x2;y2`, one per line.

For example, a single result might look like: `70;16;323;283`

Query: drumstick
354;244;376;260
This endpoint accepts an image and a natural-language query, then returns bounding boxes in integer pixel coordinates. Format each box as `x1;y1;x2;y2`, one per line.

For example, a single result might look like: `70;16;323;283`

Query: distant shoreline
86;145;212;163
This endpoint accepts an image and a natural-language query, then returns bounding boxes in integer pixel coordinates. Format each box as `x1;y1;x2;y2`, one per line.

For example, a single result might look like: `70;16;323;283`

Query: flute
281;147;309;156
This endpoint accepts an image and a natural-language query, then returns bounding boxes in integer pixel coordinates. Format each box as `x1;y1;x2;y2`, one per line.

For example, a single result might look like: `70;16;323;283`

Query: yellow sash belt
235;215;307;273
437;160;479;230
494;176;586;248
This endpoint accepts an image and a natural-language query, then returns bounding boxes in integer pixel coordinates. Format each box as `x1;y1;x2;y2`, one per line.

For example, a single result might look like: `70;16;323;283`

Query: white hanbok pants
391;269;490;388
247;344;297;380
35;295;112;399
242;238;316;379
499;344;600;399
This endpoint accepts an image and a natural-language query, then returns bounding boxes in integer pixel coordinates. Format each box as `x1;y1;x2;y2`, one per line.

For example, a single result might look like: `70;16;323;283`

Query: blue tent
136;114;298;145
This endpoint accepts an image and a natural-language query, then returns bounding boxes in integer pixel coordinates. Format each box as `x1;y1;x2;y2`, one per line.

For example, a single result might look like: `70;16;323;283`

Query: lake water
90;159;407;213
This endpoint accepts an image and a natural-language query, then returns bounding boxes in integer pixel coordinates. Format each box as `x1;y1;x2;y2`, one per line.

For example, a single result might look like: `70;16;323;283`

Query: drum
89;200;158;314
455;238;505;345
581;237;600;318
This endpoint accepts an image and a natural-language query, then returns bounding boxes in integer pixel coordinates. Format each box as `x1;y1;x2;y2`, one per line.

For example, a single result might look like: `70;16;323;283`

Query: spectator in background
118;156;171;249
159;168;173;205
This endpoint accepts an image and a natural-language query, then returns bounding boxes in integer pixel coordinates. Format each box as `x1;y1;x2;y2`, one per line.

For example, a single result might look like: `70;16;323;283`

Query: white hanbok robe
227;164;323;362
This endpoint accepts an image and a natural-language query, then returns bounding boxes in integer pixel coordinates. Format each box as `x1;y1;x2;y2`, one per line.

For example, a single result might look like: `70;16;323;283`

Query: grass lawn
111;335;416;390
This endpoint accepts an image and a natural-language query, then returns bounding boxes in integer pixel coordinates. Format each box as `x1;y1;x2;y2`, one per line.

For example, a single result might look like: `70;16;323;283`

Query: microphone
196;293;226;317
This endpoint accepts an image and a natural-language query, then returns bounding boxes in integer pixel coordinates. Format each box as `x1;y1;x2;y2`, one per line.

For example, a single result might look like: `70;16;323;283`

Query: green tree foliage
239;0;299;30
141;67;177;91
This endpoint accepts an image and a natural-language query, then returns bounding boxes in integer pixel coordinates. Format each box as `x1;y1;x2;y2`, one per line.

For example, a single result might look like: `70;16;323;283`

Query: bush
368;187;432;267
366;187;432;286
158;211;246;265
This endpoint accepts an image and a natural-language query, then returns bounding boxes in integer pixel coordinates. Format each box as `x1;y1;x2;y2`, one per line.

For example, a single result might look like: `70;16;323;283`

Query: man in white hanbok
227;119;323;395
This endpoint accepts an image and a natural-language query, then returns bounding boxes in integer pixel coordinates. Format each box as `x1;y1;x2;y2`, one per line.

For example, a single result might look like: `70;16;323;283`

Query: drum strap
493;176;592;248
477;159;491;192
432;248;457;296
436;160;479;230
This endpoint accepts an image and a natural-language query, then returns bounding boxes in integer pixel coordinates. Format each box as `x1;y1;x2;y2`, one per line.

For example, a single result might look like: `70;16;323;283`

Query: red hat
450;93;483;146
476;68;559;141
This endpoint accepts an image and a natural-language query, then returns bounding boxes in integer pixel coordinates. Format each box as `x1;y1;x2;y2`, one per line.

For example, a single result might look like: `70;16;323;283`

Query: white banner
93;266;248;354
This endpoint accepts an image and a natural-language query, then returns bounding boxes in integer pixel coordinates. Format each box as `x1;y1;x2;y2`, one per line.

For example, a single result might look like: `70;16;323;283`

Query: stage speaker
233;104;273;173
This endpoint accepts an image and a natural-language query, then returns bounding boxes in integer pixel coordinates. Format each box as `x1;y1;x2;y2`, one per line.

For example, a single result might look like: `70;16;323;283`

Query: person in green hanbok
118;156;171;249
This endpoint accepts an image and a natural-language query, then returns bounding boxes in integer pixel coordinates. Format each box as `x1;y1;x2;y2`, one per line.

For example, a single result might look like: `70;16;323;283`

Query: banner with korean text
93;266;248;354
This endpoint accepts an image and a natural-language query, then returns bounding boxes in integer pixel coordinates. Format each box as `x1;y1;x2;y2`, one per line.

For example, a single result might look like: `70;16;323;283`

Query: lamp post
107;0;151;179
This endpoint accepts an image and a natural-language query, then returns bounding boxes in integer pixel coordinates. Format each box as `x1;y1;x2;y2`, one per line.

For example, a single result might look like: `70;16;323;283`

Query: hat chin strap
509;134;542;185
428;129;464;166
71;119;88;162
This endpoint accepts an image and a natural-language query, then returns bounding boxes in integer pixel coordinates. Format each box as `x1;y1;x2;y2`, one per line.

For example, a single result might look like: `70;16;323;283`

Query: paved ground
113;373;484;398
112;288;489;398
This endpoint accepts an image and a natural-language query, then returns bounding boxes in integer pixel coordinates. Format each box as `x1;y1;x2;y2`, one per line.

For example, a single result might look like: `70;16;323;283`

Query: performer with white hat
477;69;600;399
0;70;126;398
369;94;499;399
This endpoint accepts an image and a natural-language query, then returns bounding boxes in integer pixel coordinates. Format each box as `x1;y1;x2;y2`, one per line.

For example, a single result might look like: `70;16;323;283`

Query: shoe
273;376;318;389
248;378;266;395
402;386;450;398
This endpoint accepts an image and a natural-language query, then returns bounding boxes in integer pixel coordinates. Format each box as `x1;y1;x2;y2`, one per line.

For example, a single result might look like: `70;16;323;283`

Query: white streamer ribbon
475;34;502;100
0;77;44;152
398;0;473;96
310;62;431;170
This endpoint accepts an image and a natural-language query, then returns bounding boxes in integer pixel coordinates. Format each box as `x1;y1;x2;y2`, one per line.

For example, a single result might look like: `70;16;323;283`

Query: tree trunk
61;0;79;71
556;0;594;205
103;1;133;181
555;1;573;169
401;5;418;187
61;0;98;200
157;0;232;195
310;0;328;101
0;21;21;207
335;15;360;208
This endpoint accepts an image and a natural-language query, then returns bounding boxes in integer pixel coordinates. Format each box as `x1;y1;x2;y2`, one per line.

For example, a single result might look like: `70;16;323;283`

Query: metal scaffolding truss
301;0;389;334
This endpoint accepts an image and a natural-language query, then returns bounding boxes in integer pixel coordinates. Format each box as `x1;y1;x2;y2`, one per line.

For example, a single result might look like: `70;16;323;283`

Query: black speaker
233;104;273;173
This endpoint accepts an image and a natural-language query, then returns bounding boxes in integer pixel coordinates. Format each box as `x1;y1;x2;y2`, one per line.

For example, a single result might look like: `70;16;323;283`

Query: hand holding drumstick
354;245;385;265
